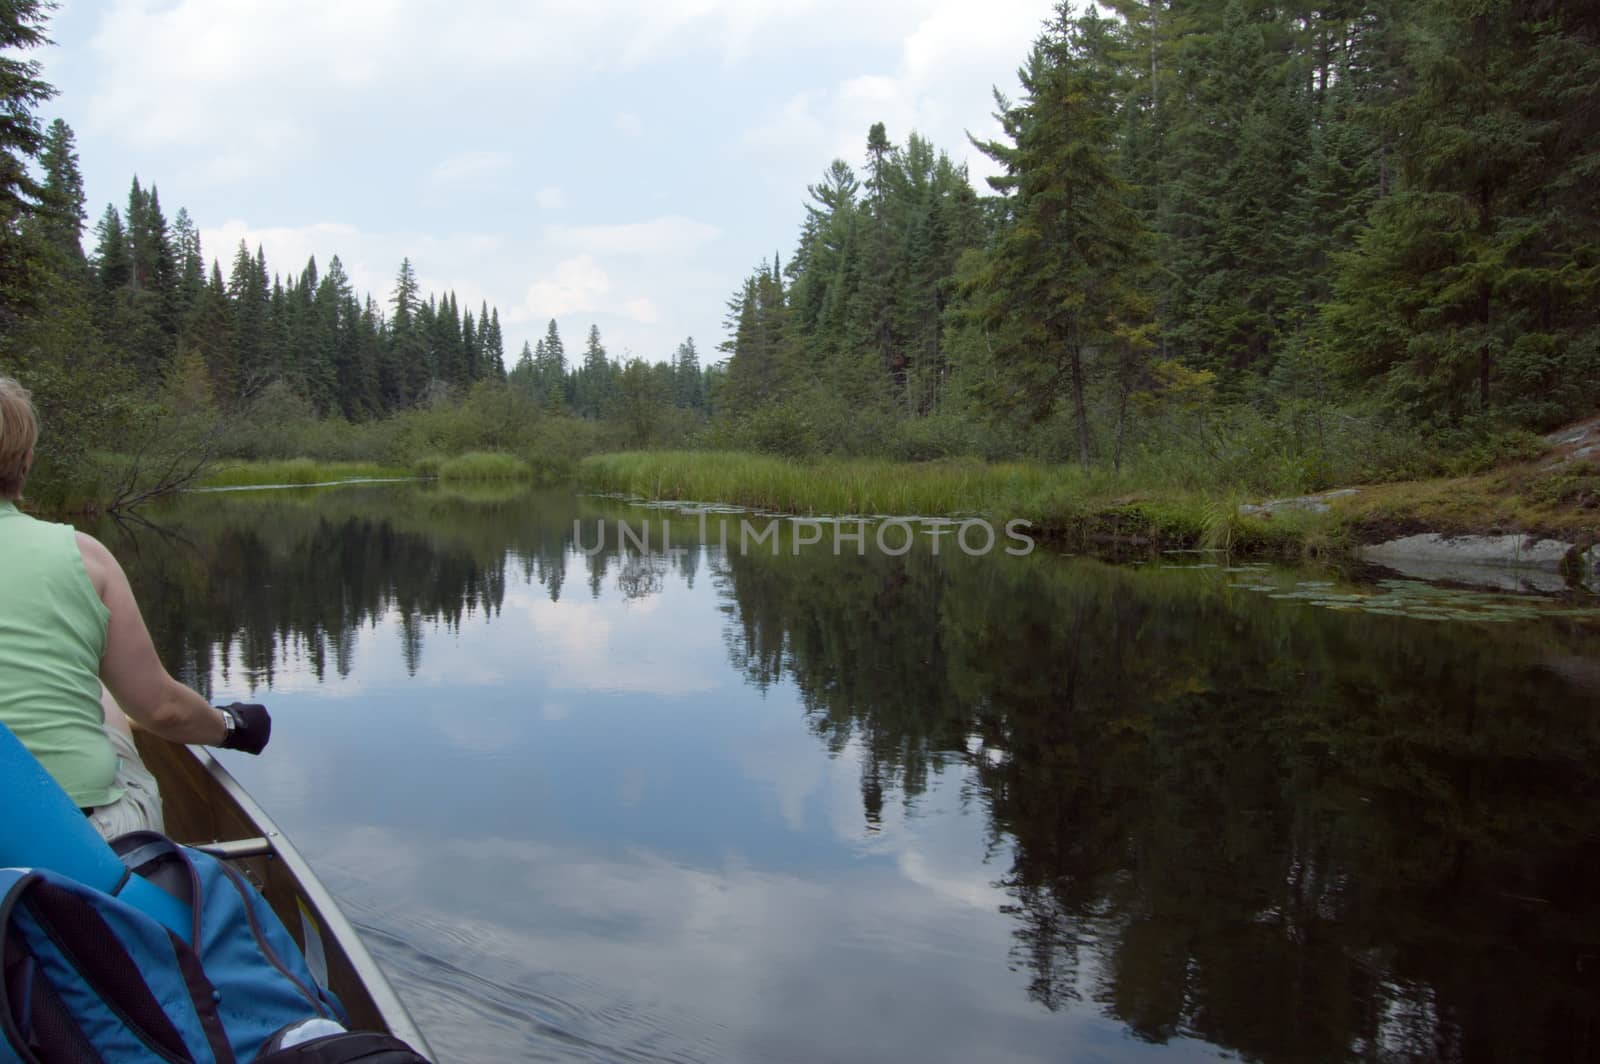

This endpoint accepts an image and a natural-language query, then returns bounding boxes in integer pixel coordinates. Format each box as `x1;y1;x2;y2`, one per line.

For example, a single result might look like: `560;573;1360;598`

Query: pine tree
0;0;55;333
723;267;784;412
509;340;537;397
386;258;425;409
577;323;612;417
963;5;1152;466
170;207;204;319
185;260;237;404
534;319;567;410
34;119;85;269
461;307;478;382
91;205;130;293
483;306;505;381
228;241;271;400
788;158;860;348
674;336;704;410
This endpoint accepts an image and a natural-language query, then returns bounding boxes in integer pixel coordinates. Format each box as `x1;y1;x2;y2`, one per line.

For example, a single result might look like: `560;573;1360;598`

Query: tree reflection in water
715;540;1600;1061
105;487;1600;1062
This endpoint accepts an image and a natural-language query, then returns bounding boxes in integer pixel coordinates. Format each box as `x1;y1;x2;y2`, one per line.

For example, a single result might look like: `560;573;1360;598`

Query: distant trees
8;145;517;424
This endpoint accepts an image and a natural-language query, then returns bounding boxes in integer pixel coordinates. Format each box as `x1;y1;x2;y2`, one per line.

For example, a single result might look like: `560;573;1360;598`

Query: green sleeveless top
0;500;117;808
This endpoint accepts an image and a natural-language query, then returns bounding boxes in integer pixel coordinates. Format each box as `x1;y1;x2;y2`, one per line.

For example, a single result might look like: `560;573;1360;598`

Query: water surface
100;484;1600;1062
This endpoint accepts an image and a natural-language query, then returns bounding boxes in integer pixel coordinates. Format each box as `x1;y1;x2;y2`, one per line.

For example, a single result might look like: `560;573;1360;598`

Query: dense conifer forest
2;0;1596;510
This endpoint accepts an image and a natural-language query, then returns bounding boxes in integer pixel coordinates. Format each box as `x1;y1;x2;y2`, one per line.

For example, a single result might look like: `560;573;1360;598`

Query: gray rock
1239;488;1359;517
1362;557;1573;593
1361;533;1575;571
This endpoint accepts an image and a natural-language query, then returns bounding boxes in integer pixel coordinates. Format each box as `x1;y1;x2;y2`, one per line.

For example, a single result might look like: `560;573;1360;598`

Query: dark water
99;484;1600;1062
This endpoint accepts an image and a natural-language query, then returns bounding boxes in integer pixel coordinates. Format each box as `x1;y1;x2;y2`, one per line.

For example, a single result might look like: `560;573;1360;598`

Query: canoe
134;734;434;1058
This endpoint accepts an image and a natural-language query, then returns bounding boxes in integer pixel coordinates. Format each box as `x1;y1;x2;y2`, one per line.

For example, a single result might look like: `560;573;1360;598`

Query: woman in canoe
0;375;271;839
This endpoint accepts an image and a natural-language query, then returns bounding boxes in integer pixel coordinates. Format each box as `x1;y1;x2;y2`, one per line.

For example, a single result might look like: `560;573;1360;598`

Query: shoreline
577;449;1600;590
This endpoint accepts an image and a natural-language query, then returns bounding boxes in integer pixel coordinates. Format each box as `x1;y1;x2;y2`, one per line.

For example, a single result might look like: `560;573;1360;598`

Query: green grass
578;450;1069;516
197;459;413;488
432;451;533;482
577;450;1335;555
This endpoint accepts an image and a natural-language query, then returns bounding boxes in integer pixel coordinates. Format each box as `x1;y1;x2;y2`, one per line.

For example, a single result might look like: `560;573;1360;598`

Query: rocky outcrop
1360;534;1596;592
1542;415;1600;469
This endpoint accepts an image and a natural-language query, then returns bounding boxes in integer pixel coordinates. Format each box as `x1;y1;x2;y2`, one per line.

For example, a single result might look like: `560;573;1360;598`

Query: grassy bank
579;447;1600;559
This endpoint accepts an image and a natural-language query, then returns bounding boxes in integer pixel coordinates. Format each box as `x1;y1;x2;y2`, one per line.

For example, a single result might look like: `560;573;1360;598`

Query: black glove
217;702;271;755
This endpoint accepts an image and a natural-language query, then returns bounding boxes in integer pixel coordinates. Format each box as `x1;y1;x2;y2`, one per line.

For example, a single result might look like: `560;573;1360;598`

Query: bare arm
77;532;228;747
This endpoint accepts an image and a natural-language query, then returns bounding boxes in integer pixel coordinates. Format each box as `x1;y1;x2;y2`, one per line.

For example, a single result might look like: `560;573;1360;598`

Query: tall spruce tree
963;4;1151;466
673;336;704;410
34;118;84;269
576;324;612;418
483;306;505;380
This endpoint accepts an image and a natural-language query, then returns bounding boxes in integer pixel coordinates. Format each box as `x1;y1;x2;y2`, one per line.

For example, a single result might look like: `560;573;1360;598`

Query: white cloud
614;110;645;137
518;254;613;321
544;216;722;258
623;298;661;324
74;0;940;181
427;150;512;186
738;0;1040;185
511;585;721;696
201;219;367;281
535;186;568;210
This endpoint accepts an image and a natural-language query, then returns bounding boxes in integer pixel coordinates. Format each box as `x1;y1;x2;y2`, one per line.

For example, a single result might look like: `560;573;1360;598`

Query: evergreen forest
2;0;1597;511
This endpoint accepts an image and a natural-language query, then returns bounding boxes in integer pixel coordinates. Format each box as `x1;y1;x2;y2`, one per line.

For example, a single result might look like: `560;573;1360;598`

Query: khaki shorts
84;727;165;841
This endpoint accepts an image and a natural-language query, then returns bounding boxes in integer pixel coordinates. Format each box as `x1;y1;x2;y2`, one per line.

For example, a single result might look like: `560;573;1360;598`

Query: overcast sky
38;0;1048;367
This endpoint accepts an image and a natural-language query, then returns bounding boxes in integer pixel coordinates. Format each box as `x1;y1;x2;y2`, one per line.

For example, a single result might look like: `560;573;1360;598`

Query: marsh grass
579;451;1070;517
198;459;412;488
577;450;1333;554
433;451;533;481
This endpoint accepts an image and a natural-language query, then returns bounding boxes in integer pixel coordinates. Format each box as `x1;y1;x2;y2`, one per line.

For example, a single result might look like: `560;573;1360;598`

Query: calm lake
95;483;1600;1062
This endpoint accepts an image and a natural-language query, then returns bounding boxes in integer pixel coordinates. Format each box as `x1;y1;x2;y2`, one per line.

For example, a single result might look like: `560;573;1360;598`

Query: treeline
719;0;1600;464
21;122;510;419
506;321;715;420
5;0;1598;502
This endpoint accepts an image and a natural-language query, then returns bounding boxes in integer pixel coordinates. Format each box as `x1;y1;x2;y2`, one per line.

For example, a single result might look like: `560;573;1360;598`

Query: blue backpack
1;831;347;1063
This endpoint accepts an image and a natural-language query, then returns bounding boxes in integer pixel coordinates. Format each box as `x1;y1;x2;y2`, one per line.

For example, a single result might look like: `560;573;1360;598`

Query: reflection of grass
433;451;533;482
198;459;412;488
424;479;532;505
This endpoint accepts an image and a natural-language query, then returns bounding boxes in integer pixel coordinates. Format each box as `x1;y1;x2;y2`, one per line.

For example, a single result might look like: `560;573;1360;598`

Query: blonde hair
0;376;40;499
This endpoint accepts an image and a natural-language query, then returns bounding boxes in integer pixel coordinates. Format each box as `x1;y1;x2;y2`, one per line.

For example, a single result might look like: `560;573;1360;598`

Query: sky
36;0;1050;368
